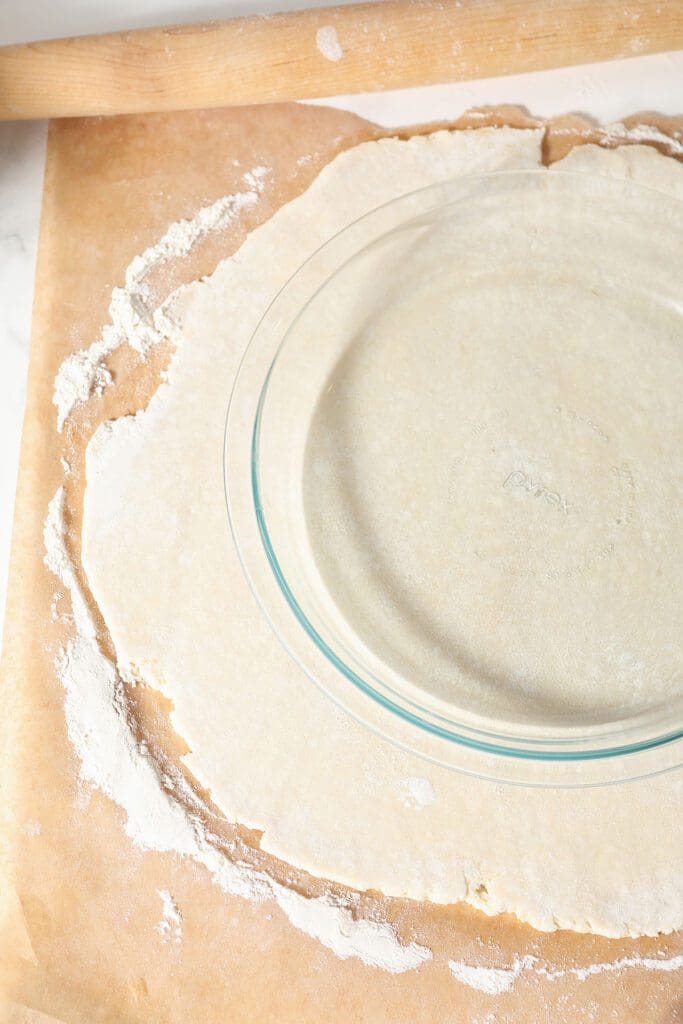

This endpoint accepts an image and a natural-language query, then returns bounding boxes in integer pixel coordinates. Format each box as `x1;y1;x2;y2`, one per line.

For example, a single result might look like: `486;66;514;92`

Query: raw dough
81;129;683;937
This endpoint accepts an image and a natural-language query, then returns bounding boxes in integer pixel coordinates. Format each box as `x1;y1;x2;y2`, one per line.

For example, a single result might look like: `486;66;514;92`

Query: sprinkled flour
157;889;183;942
599;121;683;156
448;957;528;995
43;487;431;973
402;776;436;809
448;951;683;994
52;169;269;431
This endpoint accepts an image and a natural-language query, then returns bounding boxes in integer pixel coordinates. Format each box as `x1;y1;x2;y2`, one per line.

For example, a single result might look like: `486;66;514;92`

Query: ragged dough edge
551;140;683;199
52;128;683;948
43;486;431;973
51;177;270;431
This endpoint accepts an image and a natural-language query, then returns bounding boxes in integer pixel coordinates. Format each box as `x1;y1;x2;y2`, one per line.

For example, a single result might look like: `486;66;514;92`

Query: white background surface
0;1;681;640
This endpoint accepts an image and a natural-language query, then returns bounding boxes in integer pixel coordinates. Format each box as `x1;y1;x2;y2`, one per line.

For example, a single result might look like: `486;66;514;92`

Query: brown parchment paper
1;101;682;1024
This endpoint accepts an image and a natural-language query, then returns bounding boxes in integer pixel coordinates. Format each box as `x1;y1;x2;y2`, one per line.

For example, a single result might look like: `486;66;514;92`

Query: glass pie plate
225;170;683;786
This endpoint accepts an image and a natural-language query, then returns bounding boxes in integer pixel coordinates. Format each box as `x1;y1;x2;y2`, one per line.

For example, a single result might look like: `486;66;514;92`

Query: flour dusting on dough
403;776;436;809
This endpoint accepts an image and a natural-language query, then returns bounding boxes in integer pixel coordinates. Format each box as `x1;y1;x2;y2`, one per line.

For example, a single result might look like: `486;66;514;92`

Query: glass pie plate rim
224;168;683;787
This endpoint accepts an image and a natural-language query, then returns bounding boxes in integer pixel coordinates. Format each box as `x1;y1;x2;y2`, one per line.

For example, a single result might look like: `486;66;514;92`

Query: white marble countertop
0;1;681;640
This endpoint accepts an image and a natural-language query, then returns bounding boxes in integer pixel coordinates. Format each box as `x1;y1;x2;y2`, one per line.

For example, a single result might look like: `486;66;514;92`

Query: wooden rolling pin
1;0;681;121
